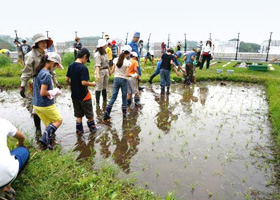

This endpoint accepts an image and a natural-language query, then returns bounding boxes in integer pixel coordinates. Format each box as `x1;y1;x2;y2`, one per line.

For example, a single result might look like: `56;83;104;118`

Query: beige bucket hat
32;33;53;48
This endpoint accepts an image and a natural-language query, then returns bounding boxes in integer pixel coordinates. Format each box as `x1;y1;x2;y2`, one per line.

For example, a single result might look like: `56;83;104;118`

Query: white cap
122;45;132;53
97;39;107;48
131;52;138;57
46;52;64;69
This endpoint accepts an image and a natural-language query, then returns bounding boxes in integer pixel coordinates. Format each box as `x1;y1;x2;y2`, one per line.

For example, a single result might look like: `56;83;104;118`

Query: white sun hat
97;39;107;48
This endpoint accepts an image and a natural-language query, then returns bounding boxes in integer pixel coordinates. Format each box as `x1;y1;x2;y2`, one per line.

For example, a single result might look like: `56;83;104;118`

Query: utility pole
147;33;151;52
102;32;104;39
184;33;187;52
75;31;78;38
234;33;240;60
14;30;18;40
209;33;212;40
125;32;128;45
167;34;170;48
265;32;273;62
46;31;49;37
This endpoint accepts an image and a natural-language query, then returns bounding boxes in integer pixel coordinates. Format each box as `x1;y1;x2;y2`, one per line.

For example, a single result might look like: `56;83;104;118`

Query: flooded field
0;82;279;199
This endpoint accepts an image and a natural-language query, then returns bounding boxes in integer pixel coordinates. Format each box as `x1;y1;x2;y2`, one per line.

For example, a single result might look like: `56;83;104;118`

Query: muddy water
0;82;279;199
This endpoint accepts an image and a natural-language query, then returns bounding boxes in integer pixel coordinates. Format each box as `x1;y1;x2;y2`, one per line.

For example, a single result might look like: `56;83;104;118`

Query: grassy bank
8;138;172;200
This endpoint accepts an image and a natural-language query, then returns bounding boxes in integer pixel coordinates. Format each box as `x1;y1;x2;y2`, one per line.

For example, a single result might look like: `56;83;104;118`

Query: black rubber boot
102;89;107;103
34;114;41;132
127;99;132;107
95;91;101;105
167;87;170;95
148;74;156;84
161;87;165;95
103;105;112;121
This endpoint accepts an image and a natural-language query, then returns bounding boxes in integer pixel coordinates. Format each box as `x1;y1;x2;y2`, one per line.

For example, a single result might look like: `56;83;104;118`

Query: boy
66;48;98;135
184;48;197;85
160;48;181;95
149;51;184;84
127;52;140;107
111;40;119;59
0;118;29;200
105;42;113;68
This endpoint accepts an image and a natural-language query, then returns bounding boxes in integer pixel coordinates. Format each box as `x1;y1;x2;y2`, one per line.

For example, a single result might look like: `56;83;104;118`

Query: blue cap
134;32;140;38
175;51;182;58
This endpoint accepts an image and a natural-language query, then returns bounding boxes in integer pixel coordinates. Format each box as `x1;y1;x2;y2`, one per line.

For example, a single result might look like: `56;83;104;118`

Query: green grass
8;138;160;200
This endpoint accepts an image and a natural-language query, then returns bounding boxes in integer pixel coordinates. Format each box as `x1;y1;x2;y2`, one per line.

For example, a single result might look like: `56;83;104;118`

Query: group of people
0;31;215;199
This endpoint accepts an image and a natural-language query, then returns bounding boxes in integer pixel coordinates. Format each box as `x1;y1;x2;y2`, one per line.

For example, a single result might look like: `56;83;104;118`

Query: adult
144;51;154;66
47;37;56;52
19;40;31;62
0;49;10;57
0;118;29;200
94;39;109;105
128;32;144;91
139;40;144;57
14;39;23;66
184;48;197;85
20;33;61;135
111;40;119;59
161;42;166;54
74;37;82;59
176;42;181;51
199;39;214;70
104;34;110;42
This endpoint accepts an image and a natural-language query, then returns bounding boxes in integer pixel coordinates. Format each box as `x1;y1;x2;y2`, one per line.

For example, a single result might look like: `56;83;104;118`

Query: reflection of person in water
74;132;97;161
199;86;209;105
111;109;141;173
152;87;178;132
180;86;198;114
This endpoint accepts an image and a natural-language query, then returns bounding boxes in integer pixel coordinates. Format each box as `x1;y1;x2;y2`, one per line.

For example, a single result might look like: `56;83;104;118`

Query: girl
127;52;140;107
32;52;63;150
20;33;61;136
94;39;110;105
103;45;132;120
199;39;214;70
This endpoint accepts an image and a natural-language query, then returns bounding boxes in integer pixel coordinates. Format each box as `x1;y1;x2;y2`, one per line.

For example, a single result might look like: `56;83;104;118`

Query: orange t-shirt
128;59;138;75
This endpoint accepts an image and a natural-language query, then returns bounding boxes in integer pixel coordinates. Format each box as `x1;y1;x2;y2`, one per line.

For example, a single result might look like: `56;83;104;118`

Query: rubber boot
76;122;84;136
122;107;127;119
34;114;41;134
39;123;57;150
148;74;156;84
161;87;165;95
87;120;98;132
102;89;107;104
167;87;170;95
127;99;132;107
134;95;140;106
95;91;101;105
103;105;112;121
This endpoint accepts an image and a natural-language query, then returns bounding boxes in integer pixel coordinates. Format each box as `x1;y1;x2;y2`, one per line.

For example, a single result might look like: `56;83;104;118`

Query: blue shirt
128;40;141;75
33;69;54;107
66;62;90;100
185;52;196;64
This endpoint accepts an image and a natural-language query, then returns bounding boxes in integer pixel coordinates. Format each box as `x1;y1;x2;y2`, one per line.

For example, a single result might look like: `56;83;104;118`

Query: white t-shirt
0;119;19;187
113;58;132;79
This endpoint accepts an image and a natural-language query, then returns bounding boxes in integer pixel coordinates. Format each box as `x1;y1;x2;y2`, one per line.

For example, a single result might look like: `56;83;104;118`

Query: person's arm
65;77;70;85
171;60;180;76
110;63;116;74
50;69;62;88
21;55;34;87
81;81;96;87
95;67;100;81
94;54;102;81
14;130;25;147
40;84;49;97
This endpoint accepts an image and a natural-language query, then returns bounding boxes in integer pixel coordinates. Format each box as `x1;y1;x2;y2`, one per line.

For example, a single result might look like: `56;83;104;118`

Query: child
104;45;132;120
66;48;98;135
149;51;184;84
0;118;29;200
127;52;140;107
184;48;197;85
106;42;113;68
111;40;119;59
160;48;181;95
32;52;63;150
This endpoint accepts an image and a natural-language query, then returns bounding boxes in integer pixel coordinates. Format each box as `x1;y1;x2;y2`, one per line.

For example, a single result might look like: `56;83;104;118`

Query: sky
0;0;278;45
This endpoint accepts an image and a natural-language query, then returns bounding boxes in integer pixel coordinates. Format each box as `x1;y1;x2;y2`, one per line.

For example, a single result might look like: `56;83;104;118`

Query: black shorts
72;99;93;119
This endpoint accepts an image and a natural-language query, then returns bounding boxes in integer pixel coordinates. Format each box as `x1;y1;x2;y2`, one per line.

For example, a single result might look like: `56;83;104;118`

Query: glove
56;83;63;89
48;88;62;100
20;86;26;98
